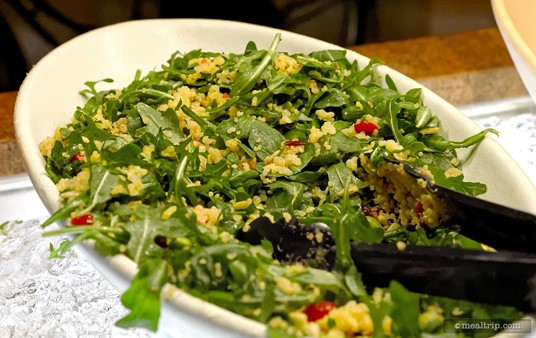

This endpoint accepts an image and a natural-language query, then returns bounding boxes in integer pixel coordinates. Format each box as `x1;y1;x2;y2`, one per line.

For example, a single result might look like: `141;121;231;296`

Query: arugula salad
39;34;521;337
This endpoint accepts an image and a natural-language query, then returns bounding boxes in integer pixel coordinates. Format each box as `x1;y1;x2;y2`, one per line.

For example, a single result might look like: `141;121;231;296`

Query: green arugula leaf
346;212;384;244
314;88;348;108
267;180;306;212
79;78;114;99
389;281;421;338
423;128;498;152
287;142;316;174
230;33;281;97
309;49;348;63
121;206;173;263
288;267;348;296
416;154;487;196
314;132;363;165
249;120;285;160
48;236;86;259
344;265;368;298
80;165;124;214
136;103;182;144
100;137;148;166
41;198;84;228
266;326;296;338
116;259;168;332
326;162;365;199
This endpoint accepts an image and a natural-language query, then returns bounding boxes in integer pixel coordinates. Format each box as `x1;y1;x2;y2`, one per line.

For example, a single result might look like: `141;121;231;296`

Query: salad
39;34;521;337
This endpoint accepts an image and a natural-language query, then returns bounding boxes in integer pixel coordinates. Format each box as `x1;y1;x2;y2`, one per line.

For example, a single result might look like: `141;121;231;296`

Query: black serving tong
236;161;536;311
395;159;536;253
237;216;536;311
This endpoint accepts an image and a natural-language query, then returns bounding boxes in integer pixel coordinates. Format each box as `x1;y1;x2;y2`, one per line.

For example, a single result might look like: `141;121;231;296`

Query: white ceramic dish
14;19;536;337
492;0;536;103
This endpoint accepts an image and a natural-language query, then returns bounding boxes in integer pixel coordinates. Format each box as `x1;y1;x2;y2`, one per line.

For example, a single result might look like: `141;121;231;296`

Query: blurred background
0;0;496;92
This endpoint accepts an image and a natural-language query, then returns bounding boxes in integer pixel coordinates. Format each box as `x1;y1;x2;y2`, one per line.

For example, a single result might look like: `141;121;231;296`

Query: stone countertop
0;27;528;177
0;91;24;176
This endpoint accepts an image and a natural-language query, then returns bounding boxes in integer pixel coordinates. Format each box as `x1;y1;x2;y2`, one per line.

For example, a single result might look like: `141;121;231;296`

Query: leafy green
0;220;7;234
416;153;487;195
389;281;421;338
314;88;348;108
116;259;168;331
423;128;498;152
249;120;285;160
326;162;365;199
78;165;125;215
136;103;183;144
266;180;307;213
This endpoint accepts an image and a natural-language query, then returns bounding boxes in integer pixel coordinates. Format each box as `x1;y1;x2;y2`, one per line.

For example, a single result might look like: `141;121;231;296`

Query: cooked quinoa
39;34;515;337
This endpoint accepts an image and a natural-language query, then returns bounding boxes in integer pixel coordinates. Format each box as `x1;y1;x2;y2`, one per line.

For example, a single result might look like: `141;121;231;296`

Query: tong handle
435;185;536;253
352;243;536;311
396;159;536;253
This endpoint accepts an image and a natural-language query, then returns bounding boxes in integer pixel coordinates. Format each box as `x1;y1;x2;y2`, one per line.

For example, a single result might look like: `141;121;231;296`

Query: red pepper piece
415;201;428;226
415;201;424;216
70;152;85;163
70;214;94;226
284;140;306;147
304;301;337;322
354;121;379;135
362;205;381;218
